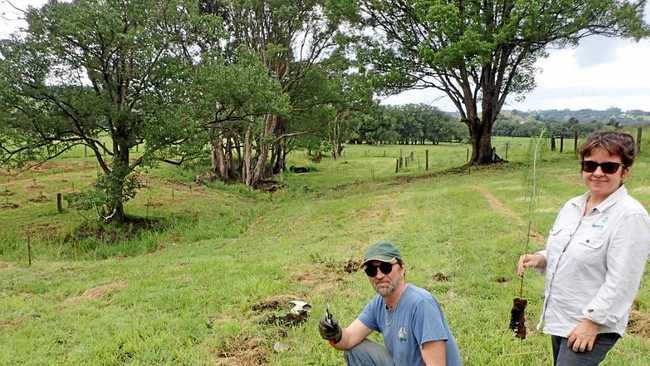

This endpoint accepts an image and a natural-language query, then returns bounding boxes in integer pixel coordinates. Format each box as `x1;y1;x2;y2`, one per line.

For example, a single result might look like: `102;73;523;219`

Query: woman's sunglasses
581;160;623;174
364;262;394;277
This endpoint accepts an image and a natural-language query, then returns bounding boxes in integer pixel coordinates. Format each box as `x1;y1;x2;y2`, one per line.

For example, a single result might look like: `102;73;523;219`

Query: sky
1;0;649;112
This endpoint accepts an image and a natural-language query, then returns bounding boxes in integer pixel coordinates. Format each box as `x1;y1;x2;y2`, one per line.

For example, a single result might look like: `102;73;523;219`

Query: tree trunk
211;132;229;181
272;121;286;174
251;114;279;186
469;117;498;164
331;117;339;159
233;136;242;175
243;126;253;186
108;141;129;223
272;140;286;174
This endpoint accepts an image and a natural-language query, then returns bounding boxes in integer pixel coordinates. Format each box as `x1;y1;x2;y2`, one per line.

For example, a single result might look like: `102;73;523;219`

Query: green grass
1;140;649;365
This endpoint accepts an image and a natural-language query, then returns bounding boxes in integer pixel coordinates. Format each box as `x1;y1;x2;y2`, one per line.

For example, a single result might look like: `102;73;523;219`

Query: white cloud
386;4;650;112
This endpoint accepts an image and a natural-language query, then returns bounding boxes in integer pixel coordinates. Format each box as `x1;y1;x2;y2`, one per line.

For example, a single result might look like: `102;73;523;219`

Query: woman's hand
516;253;547;276
567;319;600;352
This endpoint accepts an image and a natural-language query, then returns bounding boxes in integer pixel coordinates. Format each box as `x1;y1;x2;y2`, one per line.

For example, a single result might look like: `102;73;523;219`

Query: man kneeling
319;240;462;366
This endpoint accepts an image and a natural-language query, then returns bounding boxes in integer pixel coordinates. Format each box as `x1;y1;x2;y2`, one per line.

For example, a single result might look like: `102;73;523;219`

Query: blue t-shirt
358;284;462;366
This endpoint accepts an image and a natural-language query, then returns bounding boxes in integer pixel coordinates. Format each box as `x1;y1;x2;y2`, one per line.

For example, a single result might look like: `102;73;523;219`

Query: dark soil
262;312;310;327
343;258;361;273
495;276;509;283
253;296;311;329
257;180;284;193
252;300;284;312
289;166;313;173
0;202;19;209
510;297;528;339
0;189;14;196
432;272;450;282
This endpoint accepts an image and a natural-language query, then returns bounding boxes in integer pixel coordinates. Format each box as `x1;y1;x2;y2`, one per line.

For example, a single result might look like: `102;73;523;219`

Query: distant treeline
351;104;468;145
507;108;650;126
493;107;650;138
493;118;606;138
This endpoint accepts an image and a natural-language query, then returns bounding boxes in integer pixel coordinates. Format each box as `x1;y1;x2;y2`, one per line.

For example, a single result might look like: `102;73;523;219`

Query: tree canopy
350;0;649;163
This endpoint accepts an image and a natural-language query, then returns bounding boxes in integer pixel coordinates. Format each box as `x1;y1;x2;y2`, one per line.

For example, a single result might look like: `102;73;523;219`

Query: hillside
1;141;649;365
506;108;650;125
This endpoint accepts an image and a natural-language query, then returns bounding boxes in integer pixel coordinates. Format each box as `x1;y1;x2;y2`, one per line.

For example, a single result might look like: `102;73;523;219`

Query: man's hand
567;319;600;352
319;314;342;343
516;253;547;276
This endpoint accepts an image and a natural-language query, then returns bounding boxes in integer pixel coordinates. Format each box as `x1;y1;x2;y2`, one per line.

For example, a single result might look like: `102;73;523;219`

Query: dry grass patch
0;315;29;330
628;310;650;339
215;334;269;366
294;268;343;296
474;186;544;244
63;280;127;306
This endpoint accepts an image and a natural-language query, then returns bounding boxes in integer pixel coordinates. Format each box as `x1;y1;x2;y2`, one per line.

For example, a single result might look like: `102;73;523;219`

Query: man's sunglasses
581;160;623;174
364;262;394;277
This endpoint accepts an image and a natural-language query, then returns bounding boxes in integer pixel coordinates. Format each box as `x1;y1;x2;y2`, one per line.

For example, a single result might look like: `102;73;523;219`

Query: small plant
510;129;545;340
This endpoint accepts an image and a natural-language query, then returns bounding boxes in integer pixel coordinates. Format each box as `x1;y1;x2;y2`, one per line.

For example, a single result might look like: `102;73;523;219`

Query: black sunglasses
364;262;394;277
581;160;623;174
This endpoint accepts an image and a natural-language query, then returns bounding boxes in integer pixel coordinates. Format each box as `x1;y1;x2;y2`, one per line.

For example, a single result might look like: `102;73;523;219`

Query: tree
199;0;345;186
0;0;199;223
186;48;289;183
321;55;375;158
351;0;649;164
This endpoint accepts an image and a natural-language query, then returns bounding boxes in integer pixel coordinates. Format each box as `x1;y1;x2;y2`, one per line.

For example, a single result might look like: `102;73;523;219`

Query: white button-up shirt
537;185;650;337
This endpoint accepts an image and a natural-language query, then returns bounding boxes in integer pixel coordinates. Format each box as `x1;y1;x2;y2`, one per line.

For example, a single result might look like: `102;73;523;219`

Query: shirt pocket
571;234;607;267
546;227;571;267
575;235;605;249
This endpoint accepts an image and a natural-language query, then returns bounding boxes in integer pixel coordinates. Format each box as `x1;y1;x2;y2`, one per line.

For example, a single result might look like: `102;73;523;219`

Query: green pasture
1;138;649;365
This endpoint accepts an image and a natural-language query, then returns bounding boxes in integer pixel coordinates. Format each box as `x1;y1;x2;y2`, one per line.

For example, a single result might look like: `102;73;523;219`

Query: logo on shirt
398;327;408;343
592;215;608;229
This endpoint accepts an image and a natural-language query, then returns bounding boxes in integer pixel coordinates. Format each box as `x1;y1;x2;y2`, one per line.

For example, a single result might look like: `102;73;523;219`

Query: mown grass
1;137;649;365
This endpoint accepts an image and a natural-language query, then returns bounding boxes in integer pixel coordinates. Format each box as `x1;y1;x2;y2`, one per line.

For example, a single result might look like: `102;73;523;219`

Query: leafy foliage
348;0;650;163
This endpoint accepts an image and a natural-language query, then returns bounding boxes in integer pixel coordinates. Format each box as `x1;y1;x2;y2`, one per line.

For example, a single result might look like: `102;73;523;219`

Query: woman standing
517;131;650;365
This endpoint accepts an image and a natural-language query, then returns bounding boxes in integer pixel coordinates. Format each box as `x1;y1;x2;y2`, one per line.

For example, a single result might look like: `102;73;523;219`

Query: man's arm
421;340;446;366
332;319;373;350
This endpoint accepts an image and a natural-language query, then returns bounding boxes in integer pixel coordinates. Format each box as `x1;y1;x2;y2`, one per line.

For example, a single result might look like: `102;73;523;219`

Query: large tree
352;0;649;163
201;0;345;185
0;0;202;222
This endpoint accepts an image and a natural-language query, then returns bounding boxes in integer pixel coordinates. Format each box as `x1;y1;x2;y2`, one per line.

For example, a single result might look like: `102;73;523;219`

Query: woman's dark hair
579;131;636;168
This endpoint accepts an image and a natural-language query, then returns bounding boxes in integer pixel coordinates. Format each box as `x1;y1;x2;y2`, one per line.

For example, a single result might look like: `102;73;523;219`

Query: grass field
1;136;649;365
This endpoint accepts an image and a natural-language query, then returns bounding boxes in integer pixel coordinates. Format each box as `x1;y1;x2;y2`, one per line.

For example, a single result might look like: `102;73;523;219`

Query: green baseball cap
363;240;402;264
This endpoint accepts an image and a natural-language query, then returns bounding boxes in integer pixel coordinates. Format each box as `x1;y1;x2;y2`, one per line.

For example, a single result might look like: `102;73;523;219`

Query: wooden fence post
637;127;643;154
505;142;509;160
56;193;63;213
27;234;32;266
574;130;579;155
425;150;429;171
466;148;469;162
395;159;399;173
551;137;556;151
560;136;564;153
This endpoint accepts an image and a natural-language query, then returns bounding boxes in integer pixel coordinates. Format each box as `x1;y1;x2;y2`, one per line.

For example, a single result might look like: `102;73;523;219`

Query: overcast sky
2;0;649;112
